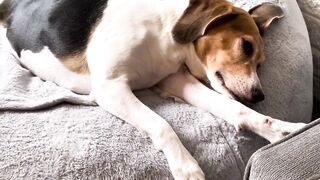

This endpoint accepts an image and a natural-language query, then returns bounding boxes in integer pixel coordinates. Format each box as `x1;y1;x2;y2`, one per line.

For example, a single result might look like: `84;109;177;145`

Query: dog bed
0;0;313;179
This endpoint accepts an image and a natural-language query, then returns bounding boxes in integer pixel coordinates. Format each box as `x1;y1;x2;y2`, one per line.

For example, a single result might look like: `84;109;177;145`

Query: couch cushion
245;118;320;180
297;0;320;118
297;0;320;101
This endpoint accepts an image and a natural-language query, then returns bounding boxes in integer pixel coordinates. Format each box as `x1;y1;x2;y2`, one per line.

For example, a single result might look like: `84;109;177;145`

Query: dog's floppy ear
249;3;284;34
172;1;236;44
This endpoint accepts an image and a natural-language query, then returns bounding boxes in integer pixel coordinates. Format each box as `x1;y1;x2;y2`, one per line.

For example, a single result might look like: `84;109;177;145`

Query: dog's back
2;0;108;58
0;0;189;94
0;0;110;94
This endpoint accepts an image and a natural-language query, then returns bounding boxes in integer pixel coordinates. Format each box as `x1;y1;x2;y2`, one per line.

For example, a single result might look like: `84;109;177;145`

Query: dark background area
313;98;320;120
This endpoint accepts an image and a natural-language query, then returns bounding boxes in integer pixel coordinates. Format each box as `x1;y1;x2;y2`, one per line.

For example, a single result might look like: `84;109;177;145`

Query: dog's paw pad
281;131;290;136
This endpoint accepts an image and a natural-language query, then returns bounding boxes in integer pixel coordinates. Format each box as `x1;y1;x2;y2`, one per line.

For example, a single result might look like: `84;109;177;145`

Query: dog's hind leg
19;47;91;94
90;79;205;179
157;67;306;143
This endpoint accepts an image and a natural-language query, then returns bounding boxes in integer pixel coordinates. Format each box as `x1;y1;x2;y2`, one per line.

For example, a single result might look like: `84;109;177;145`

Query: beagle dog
0;0;306;179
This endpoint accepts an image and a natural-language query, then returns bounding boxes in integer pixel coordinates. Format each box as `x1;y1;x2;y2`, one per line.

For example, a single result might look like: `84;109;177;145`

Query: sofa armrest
245;118;320;180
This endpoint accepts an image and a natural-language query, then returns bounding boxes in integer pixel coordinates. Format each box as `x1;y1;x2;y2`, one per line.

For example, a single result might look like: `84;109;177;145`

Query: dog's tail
0;0;10;24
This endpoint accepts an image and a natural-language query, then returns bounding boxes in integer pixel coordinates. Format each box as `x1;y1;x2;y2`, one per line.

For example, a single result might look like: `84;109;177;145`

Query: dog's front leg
90;79;204;180
157;68;306;143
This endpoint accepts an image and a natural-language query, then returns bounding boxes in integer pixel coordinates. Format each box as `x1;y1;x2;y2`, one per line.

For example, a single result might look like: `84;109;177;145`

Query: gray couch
297;0;320;118
0;0;315;179
245;118;320;180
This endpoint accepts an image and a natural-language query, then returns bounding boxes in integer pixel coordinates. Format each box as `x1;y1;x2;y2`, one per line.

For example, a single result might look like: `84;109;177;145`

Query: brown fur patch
249;3;284;33
60;54;90;74
172;0;234;44
194;7;264;72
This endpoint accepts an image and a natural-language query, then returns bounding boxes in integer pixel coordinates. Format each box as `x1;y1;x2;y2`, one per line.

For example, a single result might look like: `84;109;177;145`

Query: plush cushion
0;0;313;179
297;0;320;116
245;118;320;180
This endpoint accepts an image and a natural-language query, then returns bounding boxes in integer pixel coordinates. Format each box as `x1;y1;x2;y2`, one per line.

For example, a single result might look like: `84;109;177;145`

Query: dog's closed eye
257;64;261;69
242;38;254;56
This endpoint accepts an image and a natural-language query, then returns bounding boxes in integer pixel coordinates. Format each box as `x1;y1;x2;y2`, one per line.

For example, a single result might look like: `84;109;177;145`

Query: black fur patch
6;0;108;57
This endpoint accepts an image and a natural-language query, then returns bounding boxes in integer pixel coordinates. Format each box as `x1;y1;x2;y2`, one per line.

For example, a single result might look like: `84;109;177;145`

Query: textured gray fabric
0;0;313;179
244;118;320;180
297;0;320;102
296;0;320;118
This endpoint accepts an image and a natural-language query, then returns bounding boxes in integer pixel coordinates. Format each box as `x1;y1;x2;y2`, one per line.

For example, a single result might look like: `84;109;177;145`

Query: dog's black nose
250;88;265;103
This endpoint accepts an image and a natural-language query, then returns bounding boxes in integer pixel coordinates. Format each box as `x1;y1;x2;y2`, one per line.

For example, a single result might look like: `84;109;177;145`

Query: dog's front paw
268;121;306;143
233;112;307;143
167;147;205;180
171;160;205;180
260;118;307;143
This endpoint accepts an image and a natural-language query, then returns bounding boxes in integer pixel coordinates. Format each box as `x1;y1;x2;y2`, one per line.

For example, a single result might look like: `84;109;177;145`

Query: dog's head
173;1;284;104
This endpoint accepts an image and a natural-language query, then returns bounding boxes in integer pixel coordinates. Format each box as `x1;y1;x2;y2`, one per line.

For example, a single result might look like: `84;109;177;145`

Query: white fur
20;47;91;94
87;0;192;90
85;1;205;179
9;0;306;179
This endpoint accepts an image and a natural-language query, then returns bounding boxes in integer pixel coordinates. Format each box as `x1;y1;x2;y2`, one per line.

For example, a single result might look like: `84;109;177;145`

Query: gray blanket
0;0;313;179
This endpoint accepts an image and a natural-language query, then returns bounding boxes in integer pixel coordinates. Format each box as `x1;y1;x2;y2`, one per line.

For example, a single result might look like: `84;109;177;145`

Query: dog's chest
127;42;186;90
